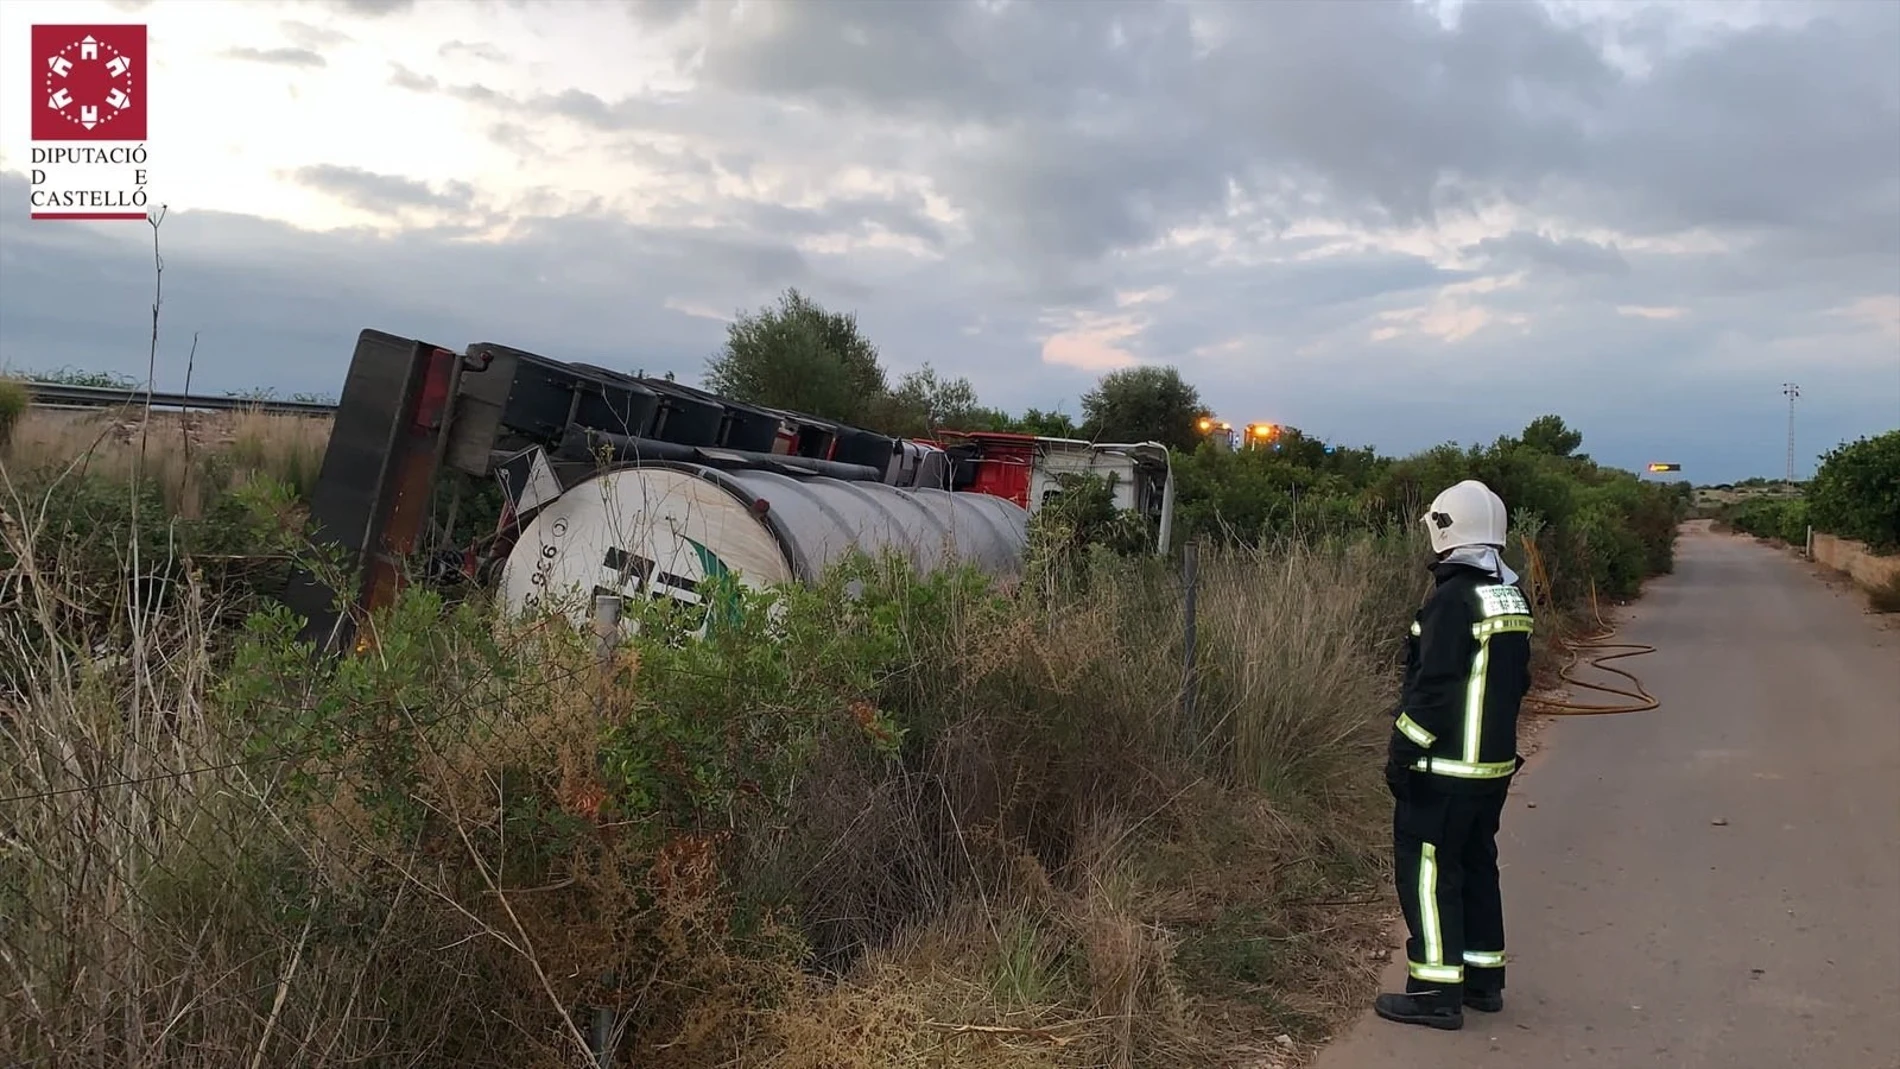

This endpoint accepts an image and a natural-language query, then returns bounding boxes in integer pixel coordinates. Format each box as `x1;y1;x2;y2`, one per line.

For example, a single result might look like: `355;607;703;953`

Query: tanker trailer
287;328;1024;652
496;460;1029;636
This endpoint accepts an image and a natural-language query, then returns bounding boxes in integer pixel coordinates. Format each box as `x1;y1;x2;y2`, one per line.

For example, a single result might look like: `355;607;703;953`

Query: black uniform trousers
1393;782;1508;999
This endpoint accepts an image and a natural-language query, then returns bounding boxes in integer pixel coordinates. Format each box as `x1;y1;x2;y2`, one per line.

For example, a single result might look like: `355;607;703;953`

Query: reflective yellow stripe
1419;842;1442;967
1410;621;1422;637
1472;616;1533;638
1464;636;1490;763
1411;756;1517;779
1458;612;1530;765
1409;961;1463;983
1464;949;1506;967
1395;713;1436;748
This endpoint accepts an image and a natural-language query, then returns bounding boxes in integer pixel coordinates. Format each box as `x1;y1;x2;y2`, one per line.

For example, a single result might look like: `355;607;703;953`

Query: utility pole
1781;382;1801;484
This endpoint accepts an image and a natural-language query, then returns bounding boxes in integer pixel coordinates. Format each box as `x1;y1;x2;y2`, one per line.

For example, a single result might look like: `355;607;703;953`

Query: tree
1807;429;1900;551
1520;414;1584;458
1015;406;1079;439
875;363;990;437
1079;365;1208;452
703;288;889;424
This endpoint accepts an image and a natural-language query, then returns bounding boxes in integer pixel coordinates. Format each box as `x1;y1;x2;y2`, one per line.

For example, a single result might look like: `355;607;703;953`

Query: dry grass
1;407;331;518
1;410;1425;1069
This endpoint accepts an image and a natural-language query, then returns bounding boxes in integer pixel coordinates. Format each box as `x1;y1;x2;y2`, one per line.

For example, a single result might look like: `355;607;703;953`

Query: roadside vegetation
2;288;1688;1068
1713;430;1899;554
1706;429;1899;614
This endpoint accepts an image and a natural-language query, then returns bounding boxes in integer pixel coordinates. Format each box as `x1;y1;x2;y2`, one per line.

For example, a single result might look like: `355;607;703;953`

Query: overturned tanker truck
288;329;1177;652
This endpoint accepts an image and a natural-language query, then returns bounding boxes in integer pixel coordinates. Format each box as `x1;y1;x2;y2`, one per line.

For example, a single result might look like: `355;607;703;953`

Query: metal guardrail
20;381;338;416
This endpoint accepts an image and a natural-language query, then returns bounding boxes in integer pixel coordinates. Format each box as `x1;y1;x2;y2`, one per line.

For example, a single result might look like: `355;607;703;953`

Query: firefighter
1376;478;1534;1030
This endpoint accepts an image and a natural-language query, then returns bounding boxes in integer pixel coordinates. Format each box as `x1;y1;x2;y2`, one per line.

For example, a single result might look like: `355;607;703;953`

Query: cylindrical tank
498;462;1029;631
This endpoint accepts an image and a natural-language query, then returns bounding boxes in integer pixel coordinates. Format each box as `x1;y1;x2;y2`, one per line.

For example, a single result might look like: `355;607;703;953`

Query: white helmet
1421;479;1508;555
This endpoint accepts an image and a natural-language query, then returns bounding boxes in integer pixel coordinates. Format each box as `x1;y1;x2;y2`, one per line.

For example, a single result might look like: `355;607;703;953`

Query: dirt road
1314;525;1900;1069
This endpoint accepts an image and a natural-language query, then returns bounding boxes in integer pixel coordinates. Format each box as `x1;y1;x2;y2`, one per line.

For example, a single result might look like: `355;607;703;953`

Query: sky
0;0;1895;484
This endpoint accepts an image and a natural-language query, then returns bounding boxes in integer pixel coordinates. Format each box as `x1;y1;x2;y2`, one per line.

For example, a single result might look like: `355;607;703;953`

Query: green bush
1724;496;1810;546
1171;415;1686;604
1808;429;1900;552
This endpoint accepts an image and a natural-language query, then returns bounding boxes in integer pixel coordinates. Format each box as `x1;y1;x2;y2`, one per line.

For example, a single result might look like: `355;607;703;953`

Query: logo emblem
32;25;147;141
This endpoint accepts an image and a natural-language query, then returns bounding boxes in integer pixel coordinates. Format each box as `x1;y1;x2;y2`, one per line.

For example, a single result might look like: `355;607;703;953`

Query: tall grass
0;463;1424;1068
1;407;330;519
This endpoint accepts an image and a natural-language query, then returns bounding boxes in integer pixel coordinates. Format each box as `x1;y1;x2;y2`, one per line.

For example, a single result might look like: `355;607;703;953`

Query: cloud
282;20;352;49
387;63;437;92
438;39;508;62
289;165;477;216
1039;311;1147;372
1370;275;1533;346
1830;294;1900;343
2;0;1897;484
223;46;328;68
325;0;414;16
1472;231;1632;276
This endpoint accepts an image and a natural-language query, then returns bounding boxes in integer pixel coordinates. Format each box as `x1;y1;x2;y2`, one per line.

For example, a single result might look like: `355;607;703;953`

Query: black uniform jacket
1388;558;1535;795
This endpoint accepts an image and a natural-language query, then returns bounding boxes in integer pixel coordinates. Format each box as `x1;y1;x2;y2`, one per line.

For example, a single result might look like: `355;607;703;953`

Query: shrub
1808;429;1900;552
1723;496;1811;547
1173;418;1686;605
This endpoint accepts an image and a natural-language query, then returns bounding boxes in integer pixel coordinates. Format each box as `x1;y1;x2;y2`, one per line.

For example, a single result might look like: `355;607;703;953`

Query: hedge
1807;430;1900;552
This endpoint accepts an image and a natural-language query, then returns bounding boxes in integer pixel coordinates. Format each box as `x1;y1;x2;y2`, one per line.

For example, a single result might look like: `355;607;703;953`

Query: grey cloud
325;0;415;15
0;171;827;402
531;88;626;130
224;47;327;68
740;196;948;252
487;123;543;156
1471;232;1631;276
1572;7;1900;248
6;1;1899;484
282;21;352;50
388;63;506;104
3;160;1892;483
622;0;699;28
693;0;1193;127
650;0;1895;277
670;0;1612;253
439;40;508;63
291;165;476;215
388;63;437;91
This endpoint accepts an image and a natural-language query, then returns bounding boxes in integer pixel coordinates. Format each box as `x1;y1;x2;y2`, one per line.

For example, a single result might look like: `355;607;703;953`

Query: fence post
1180;541;1199;728
588;594;622;1069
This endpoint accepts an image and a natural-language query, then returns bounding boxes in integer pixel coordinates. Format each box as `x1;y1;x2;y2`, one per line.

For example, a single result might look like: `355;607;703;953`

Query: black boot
1374;989;1464;1030
1463;989;1504;1013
